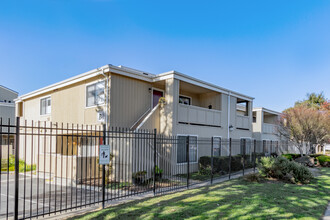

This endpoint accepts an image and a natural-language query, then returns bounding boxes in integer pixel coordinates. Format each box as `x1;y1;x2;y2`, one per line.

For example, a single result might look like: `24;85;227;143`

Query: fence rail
0;117;289;219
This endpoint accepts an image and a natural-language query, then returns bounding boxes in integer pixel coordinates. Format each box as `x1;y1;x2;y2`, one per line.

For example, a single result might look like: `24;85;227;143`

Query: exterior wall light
229;125;234;132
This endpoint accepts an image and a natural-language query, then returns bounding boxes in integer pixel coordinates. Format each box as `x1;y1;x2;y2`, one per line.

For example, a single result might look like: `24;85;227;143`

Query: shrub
199;154;263;175
316;155;330;167
244;173;262;182
281;154;301;161
1;155;36;172
257;156;313;184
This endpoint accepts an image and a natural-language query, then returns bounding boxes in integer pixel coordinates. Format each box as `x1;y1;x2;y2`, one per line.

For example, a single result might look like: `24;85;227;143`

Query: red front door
152;90;163;108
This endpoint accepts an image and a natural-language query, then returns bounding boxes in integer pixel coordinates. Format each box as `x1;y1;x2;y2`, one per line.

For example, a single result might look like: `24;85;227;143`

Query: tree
278;94;330;156
295;92;326;110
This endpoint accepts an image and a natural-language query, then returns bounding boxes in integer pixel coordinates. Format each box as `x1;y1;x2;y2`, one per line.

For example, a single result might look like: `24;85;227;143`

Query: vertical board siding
110;74;151;128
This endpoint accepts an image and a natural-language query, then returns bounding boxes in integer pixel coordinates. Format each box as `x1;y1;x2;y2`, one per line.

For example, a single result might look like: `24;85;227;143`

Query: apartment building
0;85;18;157
252;107;283;153
15;64;254;178
16;65;253;137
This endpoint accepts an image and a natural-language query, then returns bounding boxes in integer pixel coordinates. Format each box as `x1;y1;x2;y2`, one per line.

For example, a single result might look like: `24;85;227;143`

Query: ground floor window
177;135;197;163
263;140;271;153
213;137;221;157
240;138;252;155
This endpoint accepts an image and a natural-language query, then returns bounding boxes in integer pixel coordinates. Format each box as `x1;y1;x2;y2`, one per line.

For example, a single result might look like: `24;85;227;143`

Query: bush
316;155;330;167
244;173;262;182
257;156;313;184
1;155;36;172
281;154;301;161
199;153;264;175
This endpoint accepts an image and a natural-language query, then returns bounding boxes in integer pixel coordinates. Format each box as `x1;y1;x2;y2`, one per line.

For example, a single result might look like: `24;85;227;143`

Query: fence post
186;136;190;189
210;137;214;184
242;139;245;176
153;129;157;196
14;117;20;220
102;124;106;209
253;139;257;173
228;138;232;180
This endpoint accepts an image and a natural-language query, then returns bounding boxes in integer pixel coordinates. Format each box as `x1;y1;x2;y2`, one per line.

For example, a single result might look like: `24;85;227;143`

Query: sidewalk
323;203;330;220
43;169;255;220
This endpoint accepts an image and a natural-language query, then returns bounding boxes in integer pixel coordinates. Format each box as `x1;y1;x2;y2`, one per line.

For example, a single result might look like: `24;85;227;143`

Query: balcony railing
236;115;250;129
178;104;221;127
263;123;277;134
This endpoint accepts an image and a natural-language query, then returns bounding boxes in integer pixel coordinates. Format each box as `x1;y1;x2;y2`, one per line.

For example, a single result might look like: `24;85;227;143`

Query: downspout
227;92;231;140
99;68;110;132
227;92;231;155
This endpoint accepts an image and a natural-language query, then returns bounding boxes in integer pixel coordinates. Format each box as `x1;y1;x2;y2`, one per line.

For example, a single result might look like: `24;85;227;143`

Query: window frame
176;134;198;164
85;80;106;108
212;136;222;157
179;95;192;105
40;96;51;116
240;137;252;155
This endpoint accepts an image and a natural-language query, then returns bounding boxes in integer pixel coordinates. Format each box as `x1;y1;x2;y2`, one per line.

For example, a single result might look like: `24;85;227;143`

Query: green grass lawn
70;168;330;220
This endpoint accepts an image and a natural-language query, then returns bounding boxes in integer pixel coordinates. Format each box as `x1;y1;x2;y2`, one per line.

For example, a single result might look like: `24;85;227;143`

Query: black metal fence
0;118;289;219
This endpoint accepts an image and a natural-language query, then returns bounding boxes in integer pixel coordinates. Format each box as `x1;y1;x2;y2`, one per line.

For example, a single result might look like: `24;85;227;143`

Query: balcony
236;115;250;130
178;104;221;127
263;123;277;134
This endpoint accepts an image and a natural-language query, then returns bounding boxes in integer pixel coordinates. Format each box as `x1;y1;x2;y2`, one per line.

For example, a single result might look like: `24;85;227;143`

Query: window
40;97;51;115
240;138;252;155
177;135;197;163
179;96;191;105
263;140;271;153
213;137;221;157
86;81;105;107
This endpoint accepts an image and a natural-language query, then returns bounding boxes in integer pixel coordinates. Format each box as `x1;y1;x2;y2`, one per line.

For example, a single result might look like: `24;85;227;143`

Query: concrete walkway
43;169;255;220
323;203;330;220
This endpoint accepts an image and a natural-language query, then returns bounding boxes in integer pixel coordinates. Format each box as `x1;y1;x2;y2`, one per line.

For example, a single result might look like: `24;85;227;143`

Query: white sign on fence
99;145;110;165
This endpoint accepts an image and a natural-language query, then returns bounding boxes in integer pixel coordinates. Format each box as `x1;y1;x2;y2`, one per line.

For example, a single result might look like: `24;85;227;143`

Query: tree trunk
299;143;304;157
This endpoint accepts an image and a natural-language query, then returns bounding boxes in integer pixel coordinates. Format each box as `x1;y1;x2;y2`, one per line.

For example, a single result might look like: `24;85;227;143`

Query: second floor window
40;97;51;115
179;96;191;105
86;81;105;107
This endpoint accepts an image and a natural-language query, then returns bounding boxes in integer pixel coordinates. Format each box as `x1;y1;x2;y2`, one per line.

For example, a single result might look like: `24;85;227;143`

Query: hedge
281;154;301;161
316;155;330;167
199;153;265;175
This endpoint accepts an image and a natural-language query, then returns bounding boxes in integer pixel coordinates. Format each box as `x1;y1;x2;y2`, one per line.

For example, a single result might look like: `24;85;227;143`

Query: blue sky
1;0;330;112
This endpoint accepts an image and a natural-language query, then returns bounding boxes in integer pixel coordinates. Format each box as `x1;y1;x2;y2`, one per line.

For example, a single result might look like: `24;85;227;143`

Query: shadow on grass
69;168;330;220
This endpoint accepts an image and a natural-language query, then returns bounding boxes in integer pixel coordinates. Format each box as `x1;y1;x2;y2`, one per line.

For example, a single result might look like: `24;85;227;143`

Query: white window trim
151;87;164;109
85;80;106;108
212;136;222;157
179;94;192;105
176;134;198;165
40;95;51;116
